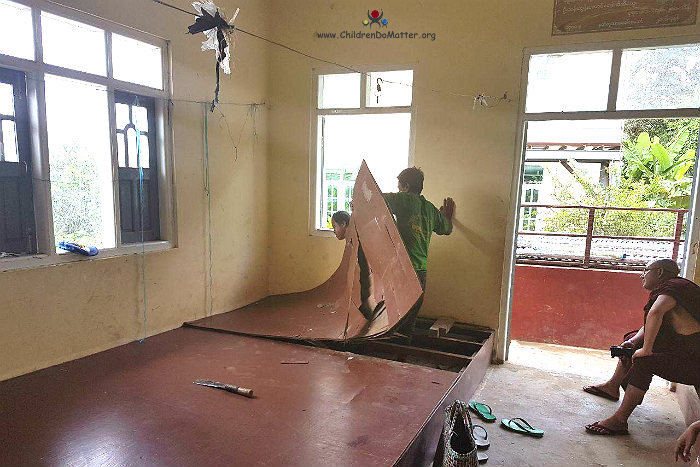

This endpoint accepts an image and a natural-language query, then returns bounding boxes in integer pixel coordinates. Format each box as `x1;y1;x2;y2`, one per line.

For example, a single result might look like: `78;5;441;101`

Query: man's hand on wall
440;197;455;221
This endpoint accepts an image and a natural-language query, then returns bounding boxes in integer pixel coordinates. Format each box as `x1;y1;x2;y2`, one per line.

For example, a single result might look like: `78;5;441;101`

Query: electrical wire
149;0;513;108
203;103;214;318
135;123;148;343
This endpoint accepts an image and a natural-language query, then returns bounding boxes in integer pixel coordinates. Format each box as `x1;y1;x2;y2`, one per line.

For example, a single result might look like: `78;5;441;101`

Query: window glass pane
41;12;106;76
0;0;34;60
112;34;163;89
139;134;150;168
526;51;612;113
617;45;700;110
367;70;413;107
1;119;18;162
0;82;14;115
127;127;137;168
45;75;114;249
319;113;411;228
116;103;129;129
117;133;125;167
318;73;360;109
132;106;148;132
125;127;149;168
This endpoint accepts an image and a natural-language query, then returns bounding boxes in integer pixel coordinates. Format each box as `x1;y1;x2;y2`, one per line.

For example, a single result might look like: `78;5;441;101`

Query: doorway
498;39;700;362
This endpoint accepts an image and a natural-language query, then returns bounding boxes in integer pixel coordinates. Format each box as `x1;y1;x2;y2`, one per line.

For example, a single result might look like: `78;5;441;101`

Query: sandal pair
469;400;545;438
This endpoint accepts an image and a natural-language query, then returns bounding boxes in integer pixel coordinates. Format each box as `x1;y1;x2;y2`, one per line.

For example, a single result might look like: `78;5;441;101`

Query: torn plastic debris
187;1;240;111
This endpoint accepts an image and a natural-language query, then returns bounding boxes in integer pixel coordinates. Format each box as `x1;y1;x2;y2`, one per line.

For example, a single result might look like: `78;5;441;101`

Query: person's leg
587;353;693;433
394;270;426;340
586;357;632;400
357;244;378;319
588;384;646;433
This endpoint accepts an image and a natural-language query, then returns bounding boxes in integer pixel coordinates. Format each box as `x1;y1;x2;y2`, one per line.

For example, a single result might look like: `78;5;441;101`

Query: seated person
330;210;380;320
584;259;700;435
676;420;700;462
383;167;455;338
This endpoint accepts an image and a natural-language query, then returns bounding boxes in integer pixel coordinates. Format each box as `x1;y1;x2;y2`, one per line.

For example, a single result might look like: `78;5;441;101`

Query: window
617;44;700;111
115;92;160;243
526;43;700;114
0;67;34;254
526;51;613;113
41;12;107;76
523;165;544;184
521;189;539;231
45;75;114;248
0;1;171;264
312;68;414;231
0;0;33;60
112;34;164;89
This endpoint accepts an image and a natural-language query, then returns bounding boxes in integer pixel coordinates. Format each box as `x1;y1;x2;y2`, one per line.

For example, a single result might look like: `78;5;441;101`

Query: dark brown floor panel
185;161;423;341
0;327;458;467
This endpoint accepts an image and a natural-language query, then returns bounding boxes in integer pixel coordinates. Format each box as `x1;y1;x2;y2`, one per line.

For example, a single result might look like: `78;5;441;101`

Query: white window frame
497;35;700;362
0;0;176;272
309;64;417;237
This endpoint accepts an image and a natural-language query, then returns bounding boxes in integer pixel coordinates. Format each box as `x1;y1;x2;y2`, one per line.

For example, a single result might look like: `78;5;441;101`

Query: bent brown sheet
185;161;423;341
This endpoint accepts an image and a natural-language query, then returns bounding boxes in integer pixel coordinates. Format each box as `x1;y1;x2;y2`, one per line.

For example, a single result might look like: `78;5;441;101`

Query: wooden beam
428;318;454;337
358;341;472;369
410;335;480;357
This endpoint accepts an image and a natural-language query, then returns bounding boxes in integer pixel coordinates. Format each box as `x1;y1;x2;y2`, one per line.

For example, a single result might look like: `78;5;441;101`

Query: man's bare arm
624;327;645;347
637;294;677;356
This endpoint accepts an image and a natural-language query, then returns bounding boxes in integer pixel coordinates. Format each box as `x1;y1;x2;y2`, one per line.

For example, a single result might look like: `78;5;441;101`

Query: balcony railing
517;204;688;271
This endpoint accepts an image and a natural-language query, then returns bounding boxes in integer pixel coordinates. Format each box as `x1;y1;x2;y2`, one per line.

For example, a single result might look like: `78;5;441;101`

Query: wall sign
553;0;698;35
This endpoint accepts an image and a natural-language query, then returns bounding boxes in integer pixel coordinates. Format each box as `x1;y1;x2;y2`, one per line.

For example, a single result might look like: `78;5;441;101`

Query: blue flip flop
501;417;544;437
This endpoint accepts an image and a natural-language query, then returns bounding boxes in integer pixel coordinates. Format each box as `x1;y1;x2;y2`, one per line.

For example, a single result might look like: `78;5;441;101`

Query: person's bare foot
583;384;619;401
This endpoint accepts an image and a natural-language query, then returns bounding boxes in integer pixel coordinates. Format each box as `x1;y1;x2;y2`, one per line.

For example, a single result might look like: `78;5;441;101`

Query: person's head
331;211;351;240
641;259;680;290
397;167;424;194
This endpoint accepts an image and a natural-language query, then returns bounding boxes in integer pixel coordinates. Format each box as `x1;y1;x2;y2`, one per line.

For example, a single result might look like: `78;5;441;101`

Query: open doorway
511;117;697;356
499;39;700;365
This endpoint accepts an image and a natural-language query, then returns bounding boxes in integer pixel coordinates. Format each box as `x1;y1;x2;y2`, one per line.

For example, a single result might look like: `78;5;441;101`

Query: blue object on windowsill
58;241;99;256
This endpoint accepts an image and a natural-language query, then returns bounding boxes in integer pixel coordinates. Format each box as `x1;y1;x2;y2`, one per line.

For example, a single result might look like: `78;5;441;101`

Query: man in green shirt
384;167;455;337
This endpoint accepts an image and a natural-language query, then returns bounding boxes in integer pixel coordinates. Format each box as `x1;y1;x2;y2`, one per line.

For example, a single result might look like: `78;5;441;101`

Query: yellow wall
266;0;700;329
4;0;700;381
0;0;270;381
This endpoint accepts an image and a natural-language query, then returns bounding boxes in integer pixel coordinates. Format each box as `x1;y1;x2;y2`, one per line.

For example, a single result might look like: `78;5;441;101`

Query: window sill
309;228;337;238
0;241;173;273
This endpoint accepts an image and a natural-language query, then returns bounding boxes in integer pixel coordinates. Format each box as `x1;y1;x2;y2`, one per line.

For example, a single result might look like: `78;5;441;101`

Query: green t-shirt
383;192;452;272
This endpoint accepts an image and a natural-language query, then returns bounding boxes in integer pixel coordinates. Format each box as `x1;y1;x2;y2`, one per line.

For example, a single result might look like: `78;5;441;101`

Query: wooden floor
0;326;486;467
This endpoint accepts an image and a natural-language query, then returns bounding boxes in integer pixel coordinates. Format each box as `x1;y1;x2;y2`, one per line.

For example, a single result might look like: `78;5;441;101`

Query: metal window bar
517;204;688;270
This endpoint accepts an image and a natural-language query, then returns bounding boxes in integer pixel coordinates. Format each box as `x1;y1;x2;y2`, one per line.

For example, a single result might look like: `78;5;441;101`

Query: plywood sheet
553;0;698;35
0;327;458;467
186;161;422;341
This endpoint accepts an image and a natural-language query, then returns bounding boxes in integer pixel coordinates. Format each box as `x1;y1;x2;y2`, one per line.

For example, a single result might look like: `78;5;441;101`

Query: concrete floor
470;341;688;467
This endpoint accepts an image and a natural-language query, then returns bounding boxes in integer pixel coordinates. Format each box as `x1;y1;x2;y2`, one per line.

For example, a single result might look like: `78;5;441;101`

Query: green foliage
624;118;699;159
622;124;695;187
542;168;683;237
50;143;103;246
541;122;695;238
